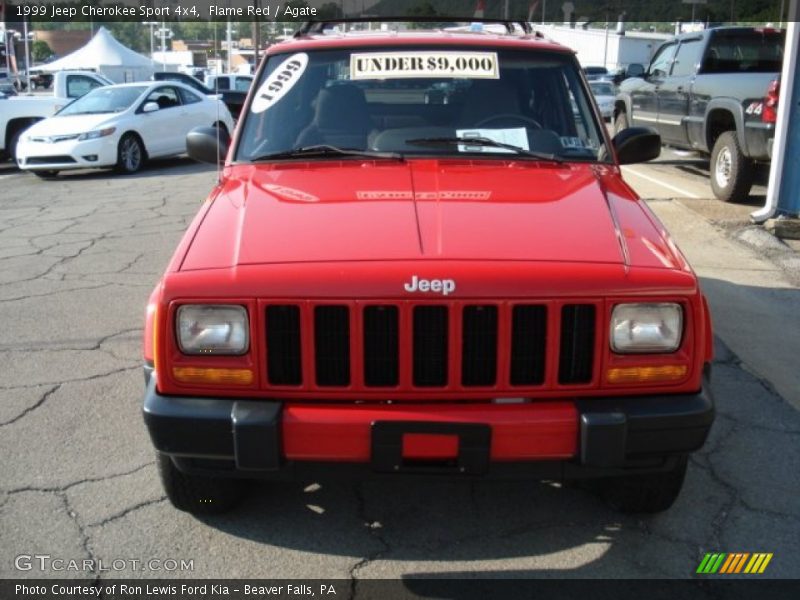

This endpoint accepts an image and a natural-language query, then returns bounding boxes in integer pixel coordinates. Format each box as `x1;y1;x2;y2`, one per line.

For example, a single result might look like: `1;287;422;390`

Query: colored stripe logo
696;553;773;574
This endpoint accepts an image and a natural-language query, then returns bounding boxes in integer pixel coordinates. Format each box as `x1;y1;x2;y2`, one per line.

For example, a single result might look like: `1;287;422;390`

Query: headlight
177;305;249;355
610;303;682;353
77;127;116;141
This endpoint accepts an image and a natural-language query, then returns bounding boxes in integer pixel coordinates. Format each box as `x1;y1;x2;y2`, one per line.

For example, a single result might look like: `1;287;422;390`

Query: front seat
295;84;372;149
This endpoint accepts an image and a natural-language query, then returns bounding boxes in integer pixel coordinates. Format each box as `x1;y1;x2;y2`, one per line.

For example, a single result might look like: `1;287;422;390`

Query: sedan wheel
116;134;144;174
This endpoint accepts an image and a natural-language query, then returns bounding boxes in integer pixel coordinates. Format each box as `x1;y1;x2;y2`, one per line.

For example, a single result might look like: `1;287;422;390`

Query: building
540;24;670;71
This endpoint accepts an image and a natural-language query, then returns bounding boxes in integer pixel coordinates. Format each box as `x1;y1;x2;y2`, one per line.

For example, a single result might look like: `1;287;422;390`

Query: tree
318;2;344;19
31;40;54;62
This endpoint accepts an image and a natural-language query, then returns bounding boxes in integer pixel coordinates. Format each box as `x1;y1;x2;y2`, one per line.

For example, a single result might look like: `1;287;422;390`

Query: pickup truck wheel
156;452;246;515
116;133;145;174
600;456;688;513
613;111;629;135
710;131;754;203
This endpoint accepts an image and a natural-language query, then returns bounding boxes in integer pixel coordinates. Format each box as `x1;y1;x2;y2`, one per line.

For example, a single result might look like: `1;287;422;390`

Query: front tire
156;452;247;515
710;131;754;203
116;133;145;174
599;456;688;513
9;128;24;163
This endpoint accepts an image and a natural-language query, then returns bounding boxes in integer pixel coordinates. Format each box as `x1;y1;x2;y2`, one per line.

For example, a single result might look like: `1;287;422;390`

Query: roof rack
294;17;536;38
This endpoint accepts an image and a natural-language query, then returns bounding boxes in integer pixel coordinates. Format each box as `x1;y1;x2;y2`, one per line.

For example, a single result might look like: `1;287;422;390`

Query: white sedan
589;80;616;121
16;81;234;177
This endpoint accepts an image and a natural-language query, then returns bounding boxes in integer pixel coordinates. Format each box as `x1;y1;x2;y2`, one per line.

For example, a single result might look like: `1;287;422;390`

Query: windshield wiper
405;136;564;162
251;145;403;162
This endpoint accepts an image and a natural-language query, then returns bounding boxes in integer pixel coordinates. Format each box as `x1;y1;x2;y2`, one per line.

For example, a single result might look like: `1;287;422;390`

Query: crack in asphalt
0;365;139;395
56;491;98;579
4;462;154;496
0;384;61;427
348;483;392;600
86;496;167;529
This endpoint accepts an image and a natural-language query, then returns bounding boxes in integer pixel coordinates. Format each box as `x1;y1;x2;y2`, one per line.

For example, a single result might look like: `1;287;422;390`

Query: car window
145;86;181;109
702;31;785;73
671;39;703;77
58;86;148;115
589;82;614;96
212;77;230;90
178;87;202;104
237;47;607;163
649;42;677;78
66;74;104;99
234;77;252;92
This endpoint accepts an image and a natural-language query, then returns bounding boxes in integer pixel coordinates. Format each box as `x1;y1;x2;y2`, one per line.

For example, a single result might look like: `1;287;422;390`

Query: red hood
180;160;683;271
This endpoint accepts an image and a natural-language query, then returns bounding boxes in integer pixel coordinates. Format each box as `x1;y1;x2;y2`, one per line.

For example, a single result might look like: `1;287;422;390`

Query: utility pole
160;21;166;71
226;20;232;73
22;17;30;93
252;0;261;69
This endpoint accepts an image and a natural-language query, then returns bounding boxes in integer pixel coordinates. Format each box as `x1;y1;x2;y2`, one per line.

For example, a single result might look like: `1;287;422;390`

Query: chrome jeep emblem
403;275;456;296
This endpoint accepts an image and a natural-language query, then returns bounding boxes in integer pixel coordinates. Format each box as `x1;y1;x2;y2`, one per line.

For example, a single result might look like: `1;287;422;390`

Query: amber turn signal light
172;367;254;385
606;365;688;384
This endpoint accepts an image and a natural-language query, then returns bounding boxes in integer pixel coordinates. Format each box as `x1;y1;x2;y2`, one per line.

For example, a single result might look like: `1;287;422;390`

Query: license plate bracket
371;421;491;474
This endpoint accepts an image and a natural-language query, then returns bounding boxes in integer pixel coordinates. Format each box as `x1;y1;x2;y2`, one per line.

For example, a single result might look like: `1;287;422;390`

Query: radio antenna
214;21;221;185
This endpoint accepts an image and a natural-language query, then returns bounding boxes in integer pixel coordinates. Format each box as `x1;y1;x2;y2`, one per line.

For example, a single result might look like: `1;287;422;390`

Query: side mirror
627;63;645;78
143;101;159;113
612;127;661;165
186;126;230;165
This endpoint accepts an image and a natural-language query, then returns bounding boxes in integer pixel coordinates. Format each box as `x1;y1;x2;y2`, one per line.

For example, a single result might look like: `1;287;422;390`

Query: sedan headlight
610;303;683;353
77;127;116;141
177;305;249;355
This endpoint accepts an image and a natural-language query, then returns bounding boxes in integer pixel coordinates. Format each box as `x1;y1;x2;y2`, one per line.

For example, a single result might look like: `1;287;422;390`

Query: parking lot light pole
142;21;157;65
22;19;31;93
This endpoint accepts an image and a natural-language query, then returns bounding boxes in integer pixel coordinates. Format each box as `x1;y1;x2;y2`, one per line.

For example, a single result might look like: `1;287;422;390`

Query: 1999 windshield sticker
251;53;308;113
350;52;499;80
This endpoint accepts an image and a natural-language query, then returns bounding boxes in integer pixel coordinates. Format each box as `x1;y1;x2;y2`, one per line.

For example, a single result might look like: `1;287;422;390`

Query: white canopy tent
39;27;164;83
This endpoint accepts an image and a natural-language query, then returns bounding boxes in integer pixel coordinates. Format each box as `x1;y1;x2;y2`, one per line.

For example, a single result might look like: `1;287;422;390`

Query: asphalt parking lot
0;155;798;582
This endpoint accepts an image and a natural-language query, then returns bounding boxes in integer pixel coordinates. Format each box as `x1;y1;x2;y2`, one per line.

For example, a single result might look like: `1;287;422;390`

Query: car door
136;85;184;156
177;86;214;133
630;41;677;130
657;37;704;145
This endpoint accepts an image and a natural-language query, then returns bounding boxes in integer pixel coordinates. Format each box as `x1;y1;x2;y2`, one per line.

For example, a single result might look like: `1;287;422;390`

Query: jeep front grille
263;301;597;394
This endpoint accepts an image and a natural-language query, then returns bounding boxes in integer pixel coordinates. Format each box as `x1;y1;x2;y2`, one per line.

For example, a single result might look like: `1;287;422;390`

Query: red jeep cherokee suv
143;21;715;515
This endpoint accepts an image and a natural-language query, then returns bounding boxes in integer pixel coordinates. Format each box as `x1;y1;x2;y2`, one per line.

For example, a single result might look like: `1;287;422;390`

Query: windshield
237;46;607;162
58;86;147;116
590;82;615;96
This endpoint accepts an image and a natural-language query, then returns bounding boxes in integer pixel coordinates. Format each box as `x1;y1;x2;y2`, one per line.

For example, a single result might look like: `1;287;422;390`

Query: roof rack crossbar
294;17;535;37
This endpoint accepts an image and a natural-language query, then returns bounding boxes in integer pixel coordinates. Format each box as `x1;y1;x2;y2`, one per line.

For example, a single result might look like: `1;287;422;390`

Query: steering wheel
474;114;542;129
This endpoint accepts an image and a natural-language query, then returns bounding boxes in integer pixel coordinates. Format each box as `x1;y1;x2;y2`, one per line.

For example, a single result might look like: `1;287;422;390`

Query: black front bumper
143;372;714;480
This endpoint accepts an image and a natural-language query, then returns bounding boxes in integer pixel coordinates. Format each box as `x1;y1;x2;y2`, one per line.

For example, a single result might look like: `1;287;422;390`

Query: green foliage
31;40;54;62
318;2;344;20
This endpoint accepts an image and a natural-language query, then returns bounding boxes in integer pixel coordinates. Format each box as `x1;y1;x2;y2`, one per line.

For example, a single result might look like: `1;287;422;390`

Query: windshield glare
59;86;147;116
237;47;607;162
